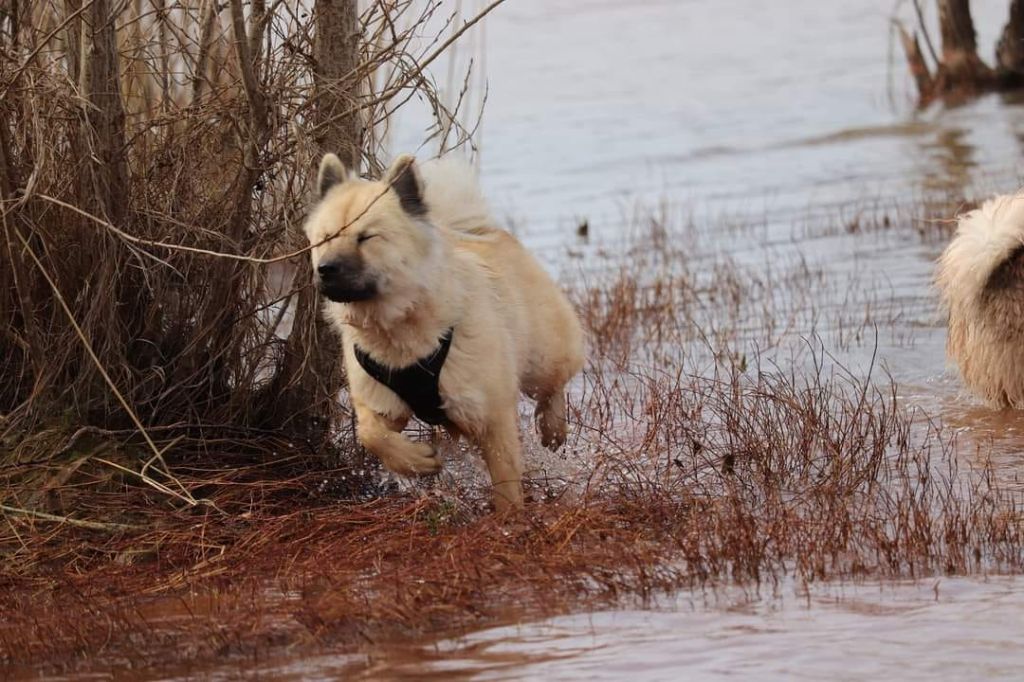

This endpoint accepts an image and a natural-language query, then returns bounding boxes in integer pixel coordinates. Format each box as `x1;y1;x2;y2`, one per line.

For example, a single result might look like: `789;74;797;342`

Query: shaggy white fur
936;193;1024;407
419;157;494;233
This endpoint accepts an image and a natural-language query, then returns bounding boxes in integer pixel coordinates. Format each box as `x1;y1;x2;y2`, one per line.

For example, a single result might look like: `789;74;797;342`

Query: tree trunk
77;0;132;411
936;0;995;90
314;0;362;167
82;0;128;223
191;0;220;103
268;0;362;443
997;0;1024;80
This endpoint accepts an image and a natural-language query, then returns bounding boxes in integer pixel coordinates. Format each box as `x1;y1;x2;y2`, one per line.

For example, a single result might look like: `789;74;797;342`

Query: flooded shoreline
6;0;1024;679
8;193;1024;676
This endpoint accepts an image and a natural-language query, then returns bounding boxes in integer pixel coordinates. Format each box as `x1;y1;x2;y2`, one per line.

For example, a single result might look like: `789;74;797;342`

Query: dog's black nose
316;257;378;302
317;261;340;278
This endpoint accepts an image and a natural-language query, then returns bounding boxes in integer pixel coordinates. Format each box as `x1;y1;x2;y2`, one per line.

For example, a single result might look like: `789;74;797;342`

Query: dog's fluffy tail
419;156;495;234
937;193;1024;310
937;192;1024;407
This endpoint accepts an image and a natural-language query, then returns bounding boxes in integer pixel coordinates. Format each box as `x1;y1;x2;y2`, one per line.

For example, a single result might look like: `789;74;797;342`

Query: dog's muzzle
317;257;378;303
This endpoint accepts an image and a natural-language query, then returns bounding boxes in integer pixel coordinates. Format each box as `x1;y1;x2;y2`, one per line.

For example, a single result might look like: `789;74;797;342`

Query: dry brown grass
2;372;1015;675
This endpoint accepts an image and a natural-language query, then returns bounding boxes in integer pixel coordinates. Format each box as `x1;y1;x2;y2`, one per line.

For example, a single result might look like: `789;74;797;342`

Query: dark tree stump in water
898;0;1024;105
997;0;1024;83
935;0;996;92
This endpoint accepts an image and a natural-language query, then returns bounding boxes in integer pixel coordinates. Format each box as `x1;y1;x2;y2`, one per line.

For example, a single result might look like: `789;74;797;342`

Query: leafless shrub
0;1;500;483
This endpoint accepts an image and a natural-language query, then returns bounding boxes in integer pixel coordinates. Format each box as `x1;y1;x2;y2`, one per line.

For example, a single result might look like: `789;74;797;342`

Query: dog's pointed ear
317;153;349;199
383;154;426;216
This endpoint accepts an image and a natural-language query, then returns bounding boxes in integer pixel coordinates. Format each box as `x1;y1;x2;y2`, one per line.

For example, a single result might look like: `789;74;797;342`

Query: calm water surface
399;0;1024;241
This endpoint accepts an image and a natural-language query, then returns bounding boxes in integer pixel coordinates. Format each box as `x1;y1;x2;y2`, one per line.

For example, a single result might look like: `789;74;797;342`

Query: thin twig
28;176;395;264
913;0;941;67
1;503;140;532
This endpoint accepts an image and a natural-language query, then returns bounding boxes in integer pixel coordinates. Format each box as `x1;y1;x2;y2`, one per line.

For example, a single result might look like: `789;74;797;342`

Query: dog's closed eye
357;233;378;245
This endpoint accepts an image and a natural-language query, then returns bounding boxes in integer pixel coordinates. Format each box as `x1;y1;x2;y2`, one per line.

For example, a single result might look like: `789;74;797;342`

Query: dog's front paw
540;429;566;450
391;441;442;477
538;415;567;450
536;397;568;451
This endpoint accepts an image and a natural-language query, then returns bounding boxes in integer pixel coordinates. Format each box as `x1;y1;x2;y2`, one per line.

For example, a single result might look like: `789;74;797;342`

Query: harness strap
354;328;454;426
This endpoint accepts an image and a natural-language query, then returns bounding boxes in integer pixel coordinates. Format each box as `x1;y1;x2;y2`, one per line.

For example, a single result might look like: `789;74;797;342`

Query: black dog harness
354;329;454;425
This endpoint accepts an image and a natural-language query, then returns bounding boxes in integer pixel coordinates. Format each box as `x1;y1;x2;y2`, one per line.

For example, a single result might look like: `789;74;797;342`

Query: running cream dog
304;154;584;511
937;193;1024;407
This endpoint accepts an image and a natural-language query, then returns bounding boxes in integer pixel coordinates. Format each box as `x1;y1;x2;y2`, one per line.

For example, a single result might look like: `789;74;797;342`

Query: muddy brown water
37;0;1024;679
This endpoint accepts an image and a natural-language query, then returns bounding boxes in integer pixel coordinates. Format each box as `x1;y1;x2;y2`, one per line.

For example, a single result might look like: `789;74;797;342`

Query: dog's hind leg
535;389;568;450
478;412;524;512
352;397;441;476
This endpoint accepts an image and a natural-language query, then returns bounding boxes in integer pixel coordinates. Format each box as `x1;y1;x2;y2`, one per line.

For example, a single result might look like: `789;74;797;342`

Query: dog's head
304;154;435;304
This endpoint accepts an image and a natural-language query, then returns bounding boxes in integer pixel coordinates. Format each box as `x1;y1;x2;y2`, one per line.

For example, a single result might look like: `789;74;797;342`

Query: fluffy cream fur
937;193;1024;407
303;154;585;511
